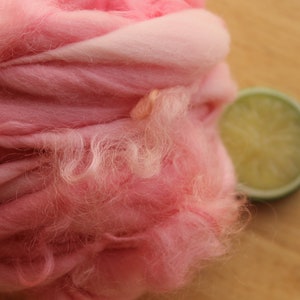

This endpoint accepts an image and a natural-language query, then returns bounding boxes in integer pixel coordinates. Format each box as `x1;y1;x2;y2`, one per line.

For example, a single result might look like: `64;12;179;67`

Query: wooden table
2;2;299;300
144;1;300;299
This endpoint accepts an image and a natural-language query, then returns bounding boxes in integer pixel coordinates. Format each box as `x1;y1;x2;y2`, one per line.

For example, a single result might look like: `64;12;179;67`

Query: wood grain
2;2;300;300
144;1;300;299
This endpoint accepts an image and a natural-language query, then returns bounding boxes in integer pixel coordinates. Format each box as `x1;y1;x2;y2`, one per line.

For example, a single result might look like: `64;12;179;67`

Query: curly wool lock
0;0;244;299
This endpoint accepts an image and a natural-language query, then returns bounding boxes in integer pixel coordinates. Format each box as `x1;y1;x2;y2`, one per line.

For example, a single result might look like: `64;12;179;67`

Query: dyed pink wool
0;1;244;299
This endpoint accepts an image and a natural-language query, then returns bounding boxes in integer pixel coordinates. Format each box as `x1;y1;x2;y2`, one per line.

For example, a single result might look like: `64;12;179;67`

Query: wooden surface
2;2;299;300
144;1;300;299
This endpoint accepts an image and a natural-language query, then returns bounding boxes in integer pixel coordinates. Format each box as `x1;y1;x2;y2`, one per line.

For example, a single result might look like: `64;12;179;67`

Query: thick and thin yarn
0;1;244;299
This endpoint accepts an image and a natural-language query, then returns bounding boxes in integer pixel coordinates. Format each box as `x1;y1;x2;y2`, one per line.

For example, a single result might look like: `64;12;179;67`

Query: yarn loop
0;1;244;299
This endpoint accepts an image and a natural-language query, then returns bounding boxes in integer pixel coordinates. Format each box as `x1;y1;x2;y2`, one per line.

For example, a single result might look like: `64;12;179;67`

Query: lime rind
220;87;300;201
237;175;300;201
238;87;300;113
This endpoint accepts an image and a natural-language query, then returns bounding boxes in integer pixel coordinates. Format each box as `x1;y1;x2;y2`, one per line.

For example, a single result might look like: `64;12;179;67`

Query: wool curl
0;1;246;300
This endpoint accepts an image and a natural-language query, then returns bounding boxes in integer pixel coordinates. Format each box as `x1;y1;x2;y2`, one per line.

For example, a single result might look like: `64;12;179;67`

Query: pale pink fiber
0;1;244;299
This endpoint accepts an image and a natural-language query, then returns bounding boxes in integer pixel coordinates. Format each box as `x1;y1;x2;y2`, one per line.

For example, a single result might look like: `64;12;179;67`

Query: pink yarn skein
0;1;244;299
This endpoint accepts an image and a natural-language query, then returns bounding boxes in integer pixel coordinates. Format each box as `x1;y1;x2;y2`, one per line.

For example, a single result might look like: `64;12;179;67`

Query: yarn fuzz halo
0;1;245;299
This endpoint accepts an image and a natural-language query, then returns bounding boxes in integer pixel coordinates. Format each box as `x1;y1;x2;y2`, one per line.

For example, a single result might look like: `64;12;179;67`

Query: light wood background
2;1;300;300
145;0;300;299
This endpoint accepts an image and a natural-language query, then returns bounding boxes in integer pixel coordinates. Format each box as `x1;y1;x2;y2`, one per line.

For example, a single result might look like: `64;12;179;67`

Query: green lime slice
219;87;300;201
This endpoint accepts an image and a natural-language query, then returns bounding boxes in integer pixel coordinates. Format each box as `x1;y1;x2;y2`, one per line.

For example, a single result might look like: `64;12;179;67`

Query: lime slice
219;87;300;201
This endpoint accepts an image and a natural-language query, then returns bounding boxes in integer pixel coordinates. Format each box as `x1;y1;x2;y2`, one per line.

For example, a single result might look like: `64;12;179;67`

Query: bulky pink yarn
0;1;244;299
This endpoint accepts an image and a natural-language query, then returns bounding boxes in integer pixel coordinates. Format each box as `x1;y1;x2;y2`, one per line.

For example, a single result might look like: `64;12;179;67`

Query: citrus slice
219;87;300;201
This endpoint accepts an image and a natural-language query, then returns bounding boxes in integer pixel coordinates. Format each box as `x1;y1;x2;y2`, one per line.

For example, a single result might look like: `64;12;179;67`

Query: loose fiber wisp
0;1;245;299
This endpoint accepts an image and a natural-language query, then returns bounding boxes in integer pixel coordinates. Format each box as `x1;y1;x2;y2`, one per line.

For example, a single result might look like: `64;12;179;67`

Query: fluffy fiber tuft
0;1;245;299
